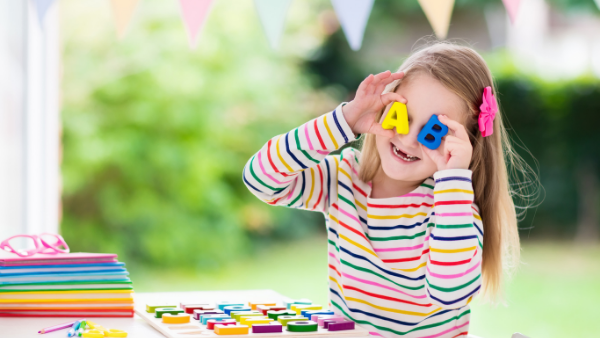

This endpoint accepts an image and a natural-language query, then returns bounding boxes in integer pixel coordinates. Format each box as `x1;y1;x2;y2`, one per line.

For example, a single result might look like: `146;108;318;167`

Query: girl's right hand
342;70;407;137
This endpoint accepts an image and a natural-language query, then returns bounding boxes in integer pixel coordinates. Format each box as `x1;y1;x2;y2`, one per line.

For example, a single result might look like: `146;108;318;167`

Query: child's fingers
438;115;469;142
420;144;445;167
370;123;397;139
357;74;375;97
372;70;392;94
374;71;404;95
380;92;407;106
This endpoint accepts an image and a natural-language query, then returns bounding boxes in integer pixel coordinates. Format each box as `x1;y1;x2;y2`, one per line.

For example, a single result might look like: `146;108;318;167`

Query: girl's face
375;73;468;182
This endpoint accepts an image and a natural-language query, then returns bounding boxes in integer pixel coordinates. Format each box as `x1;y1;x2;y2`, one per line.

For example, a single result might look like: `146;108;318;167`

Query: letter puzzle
256;305;287;315
328;320;355;331
162;313;191;324
323;318;348;329
231;310;263;321
146;302;177;313
267;310;296;320
248;301;276;310
287;321;318;332
207;319;237;330
417;115;448;150
216;301;244;310
223;305;251;315
201;314;231;325
214;324;250;335
292;304;322;315
252;321;283;333
277;315;308;326
315;315;344;326
155;308;184;318
139;298;368;338
381;102;409;134
240;317;273;326
283;298;311;309
181;303;214;314
303;310;334;319
193;309;223;320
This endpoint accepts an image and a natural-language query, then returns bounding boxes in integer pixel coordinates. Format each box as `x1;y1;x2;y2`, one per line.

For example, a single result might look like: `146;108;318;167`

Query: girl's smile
390;142;421;163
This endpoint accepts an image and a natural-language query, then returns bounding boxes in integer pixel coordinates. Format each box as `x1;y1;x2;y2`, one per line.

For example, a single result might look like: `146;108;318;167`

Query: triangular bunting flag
502;0;522;24
32;0;56;26
253;0;293;50
110;0;140;39
178;0;215;49
417;0;455;40
330;0;375;51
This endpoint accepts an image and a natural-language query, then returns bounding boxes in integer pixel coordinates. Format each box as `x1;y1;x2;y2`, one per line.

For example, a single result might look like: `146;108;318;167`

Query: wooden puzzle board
134;290;370;338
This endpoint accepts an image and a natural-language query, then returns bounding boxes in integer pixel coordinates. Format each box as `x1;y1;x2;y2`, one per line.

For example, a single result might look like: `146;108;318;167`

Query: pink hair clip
478;86;497;137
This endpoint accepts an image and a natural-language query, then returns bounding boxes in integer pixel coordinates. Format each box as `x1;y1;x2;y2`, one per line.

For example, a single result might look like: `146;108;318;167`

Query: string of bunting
31;0;546;50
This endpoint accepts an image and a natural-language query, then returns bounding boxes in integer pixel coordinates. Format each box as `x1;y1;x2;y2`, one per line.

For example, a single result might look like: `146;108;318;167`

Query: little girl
243;42;525;338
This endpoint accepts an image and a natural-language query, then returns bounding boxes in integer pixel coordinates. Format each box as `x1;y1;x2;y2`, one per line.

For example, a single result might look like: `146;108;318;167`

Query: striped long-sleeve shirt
242;102;484;338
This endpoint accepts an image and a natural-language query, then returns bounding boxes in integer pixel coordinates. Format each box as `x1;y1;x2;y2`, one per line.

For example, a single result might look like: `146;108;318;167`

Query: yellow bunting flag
110;0;141;39
417;0;455;40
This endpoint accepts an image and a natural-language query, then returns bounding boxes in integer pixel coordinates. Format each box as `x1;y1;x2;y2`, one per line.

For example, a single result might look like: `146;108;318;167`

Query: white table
0;290;313;338
0;290;488;338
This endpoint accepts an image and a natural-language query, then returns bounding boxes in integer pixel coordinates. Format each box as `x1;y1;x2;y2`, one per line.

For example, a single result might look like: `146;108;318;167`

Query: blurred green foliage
60;0;600;269
60;0;336;267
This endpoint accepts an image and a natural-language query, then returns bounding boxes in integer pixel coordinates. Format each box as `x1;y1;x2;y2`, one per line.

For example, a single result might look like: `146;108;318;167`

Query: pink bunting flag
32;0;56;26
502;0;522;24
178;0;215;49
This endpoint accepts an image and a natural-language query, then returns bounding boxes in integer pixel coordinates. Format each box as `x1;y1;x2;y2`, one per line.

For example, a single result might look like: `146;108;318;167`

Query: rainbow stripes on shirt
243;102;483;338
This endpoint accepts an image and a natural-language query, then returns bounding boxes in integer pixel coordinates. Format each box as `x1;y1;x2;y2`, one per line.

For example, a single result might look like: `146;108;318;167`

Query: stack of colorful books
0;252;134;317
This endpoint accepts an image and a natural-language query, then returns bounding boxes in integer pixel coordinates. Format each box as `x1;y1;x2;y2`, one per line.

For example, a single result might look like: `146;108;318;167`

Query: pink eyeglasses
0;233;70;257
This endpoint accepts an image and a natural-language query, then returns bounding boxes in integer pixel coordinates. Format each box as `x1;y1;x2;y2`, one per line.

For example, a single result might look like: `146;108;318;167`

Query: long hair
358;40;540;301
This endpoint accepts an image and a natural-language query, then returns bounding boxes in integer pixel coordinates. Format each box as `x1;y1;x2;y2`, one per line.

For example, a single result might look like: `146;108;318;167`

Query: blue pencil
67;320;81;337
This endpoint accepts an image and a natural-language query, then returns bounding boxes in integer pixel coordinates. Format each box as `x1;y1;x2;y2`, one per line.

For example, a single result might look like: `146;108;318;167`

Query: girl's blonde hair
359;40;539;301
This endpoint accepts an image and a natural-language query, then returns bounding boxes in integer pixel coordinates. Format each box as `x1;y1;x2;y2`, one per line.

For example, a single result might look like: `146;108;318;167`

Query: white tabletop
0;290;290;338
1;290;485;338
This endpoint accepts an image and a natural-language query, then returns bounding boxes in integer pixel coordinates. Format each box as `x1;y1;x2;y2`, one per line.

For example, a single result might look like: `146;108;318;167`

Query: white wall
506;0;600;80
0;0;60;239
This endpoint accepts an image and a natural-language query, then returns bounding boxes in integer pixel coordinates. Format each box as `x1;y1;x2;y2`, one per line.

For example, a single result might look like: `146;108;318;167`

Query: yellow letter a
381;102;409;134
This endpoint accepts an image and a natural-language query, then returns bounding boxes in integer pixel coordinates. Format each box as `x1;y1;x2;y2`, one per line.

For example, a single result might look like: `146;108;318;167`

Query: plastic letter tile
214;324;249;335
207;319;237;330
277;316;308;326
155;308;184;318
162;313;191;324
146;302;177;313
252;321;283;333
328;320;355;331
417;115;448;150
287;320;318;332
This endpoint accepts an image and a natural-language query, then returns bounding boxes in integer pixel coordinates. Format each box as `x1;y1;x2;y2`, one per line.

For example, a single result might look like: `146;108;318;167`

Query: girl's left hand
420;115;472;171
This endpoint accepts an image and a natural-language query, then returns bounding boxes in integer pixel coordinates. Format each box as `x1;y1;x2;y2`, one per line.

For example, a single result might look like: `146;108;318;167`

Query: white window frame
0;0;60;239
